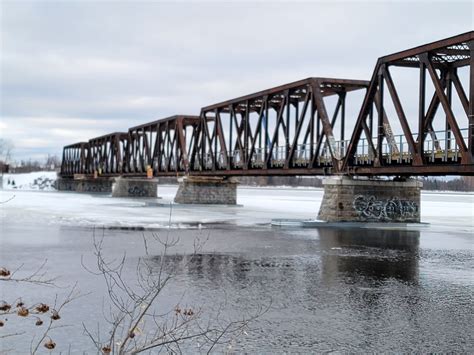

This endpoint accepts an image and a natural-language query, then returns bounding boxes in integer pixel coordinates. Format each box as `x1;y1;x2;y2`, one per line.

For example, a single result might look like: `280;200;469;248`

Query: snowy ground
1;171;57;191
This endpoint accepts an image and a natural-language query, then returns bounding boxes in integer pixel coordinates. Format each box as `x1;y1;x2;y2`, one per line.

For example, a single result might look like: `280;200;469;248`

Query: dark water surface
1;222;473;353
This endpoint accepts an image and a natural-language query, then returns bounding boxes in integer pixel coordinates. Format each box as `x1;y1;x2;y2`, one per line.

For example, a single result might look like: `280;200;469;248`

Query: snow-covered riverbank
1;171;57;191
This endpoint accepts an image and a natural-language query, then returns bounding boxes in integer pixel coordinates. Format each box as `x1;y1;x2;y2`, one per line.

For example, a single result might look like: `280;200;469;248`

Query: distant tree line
238;176;474;191
161;176;474;191
0;138;62;174
8;155;61;174
419;176;474;192
237;176;324;187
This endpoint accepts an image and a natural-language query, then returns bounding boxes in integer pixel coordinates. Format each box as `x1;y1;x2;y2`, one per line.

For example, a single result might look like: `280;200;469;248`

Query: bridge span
58;32;474;222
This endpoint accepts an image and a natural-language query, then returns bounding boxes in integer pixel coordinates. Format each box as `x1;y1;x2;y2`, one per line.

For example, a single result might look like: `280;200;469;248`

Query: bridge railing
353;128;469;165
192;127;469;171
192;143;340;171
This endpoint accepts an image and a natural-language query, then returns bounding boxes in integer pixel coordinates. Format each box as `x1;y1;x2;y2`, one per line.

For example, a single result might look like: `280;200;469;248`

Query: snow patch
1;171;58;191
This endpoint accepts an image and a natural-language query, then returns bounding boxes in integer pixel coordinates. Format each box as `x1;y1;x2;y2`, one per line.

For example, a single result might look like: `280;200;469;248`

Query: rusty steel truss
126;115;200;175
344;31;474;176
62;142;89;176
191;78;370;176
61;31;474;178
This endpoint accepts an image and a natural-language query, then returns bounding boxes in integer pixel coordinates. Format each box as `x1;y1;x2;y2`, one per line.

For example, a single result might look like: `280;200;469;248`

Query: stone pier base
56;177;114;193
317;177;422;223
174;176;238;204
112;177;158;198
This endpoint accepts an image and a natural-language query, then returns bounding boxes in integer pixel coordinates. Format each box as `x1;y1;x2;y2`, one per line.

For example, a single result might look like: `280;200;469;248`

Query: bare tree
45;154;61;170
0;138;13;164
82;232;268;354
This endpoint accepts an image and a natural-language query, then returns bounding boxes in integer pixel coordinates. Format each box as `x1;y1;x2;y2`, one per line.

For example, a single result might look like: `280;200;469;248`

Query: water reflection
149;253;297;287
317;228;422;337
148;228;420;290
143;229;428;352
319;228;420;284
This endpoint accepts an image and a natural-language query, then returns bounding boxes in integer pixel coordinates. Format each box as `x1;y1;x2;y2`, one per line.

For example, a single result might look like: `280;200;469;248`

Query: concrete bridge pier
174;176;238;204
112;177;158;198
56;176;114;193
56;175;159;198
317;176;422;223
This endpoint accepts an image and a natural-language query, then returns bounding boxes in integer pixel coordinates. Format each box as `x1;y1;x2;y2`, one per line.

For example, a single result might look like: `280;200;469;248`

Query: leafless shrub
0;260;57;286
0;195;15;204
0;262;80;353
29;284;80;354
82;231;269;354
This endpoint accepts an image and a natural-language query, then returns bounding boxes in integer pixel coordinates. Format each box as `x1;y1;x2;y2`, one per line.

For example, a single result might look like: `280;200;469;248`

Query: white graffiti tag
352;195;419;221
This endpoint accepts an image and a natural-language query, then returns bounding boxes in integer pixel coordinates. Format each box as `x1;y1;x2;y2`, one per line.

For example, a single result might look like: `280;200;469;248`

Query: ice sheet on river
1;186;472;234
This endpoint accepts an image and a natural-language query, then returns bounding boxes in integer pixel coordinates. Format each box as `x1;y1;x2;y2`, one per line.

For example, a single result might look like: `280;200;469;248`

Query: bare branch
0;194;15;204
1;260;58;286
30;283;81;355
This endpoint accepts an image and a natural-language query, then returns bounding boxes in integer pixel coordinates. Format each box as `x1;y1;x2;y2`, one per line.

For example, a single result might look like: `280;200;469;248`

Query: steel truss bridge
61;32;474;178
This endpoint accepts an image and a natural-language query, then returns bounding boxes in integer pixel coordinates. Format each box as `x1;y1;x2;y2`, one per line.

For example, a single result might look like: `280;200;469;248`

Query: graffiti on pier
352;195;419;221
128;186;147;197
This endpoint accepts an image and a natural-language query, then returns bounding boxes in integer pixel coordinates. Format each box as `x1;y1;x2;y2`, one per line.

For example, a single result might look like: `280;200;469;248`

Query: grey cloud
0;0;472;160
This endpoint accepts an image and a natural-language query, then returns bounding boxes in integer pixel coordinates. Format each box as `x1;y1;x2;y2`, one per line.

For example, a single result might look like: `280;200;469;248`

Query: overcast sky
1;0;472;161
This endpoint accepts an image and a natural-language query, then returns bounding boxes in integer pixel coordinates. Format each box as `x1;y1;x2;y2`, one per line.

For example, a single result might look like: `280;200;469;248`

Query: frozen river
0;186;473;353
